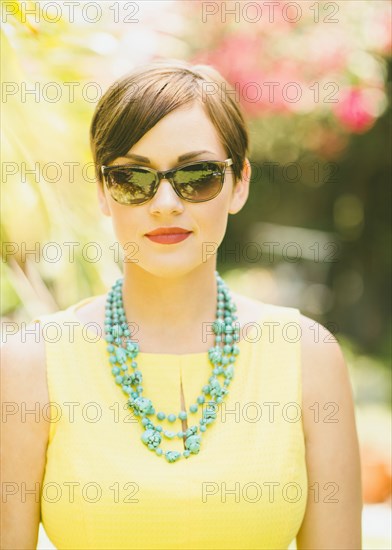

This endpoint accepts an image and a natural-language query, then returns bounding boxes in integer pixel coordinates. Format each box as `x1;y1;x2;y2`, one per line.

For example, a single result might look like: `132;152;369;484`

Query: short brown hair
90;58;249;187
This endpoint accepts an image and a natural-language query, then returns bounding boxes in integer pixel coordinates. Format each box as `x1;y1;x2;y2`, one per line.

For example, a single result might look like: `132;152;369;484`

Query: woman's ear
228;158;251;215
97;181;111;217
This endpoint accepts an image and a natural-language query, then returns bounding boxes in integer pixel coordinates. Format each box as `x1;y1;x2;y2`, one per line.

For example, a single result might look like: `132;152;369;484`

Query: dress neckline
65;295;262;361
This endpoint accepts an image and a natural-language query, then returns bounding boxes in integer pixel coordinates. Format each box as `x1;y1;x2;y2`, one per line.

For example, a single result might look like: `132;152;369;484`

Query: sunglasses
100;158;233;205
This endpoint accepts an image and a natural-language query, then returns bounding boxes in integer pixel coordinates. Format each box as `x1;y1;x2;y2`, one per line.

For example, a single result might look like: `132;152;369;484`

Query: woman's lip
145;229;192;236
145;231;191;236
145;232;192;244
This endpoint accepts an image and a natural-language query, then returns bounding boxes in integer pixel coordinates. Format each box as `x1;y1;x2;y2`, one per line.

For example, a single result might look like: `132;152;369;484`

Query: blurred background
1;1;391;548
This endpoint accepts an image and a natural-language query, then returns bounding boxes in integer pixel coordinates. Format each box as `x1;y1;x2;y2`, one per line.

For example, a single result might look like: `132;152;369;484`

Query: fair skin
0;102;362;549
96;101;251;353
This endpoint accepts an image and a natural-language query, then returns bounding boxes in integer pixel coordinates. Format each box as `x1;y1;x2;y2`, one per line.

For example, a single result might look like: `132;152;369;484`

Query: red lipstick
145;227;192;245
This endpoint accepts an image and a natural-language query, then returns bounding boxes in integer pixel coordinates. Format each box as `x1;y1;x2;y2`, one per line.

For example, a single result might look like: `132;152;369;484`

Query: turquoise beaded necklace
105;270;240;463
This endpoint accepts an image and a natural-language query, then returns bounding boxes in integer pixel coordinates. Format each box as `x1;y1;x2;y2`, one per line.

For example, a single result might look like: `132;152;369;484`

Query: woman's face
97;101;251;277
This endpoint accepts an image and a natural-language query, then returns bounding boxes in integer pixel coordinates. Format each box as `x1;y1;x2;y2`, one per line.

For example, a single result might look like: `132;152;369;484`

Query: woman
1;59;362;549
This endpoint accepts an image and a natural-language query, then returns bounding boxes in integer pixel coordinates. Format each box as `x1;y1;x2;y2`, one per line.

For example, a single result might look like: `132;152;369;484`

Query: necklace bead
105;270;240;462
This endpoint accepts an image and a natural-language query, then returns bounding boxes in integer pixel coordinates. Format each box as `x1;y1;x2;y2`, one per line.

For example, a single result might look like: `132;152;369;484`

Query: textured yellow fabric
32;297;307;549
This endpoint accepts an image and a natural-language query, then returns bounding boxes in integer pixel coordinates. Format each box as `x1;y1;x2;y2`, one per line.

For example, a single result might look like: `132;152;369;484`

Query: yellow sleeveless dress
32;296;307;549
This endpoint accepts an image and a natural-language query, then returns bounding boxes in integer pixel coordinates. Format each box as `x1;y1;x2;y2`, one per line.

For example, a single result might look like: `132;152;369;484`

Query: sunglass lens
107;168;155;204
174;162;223;201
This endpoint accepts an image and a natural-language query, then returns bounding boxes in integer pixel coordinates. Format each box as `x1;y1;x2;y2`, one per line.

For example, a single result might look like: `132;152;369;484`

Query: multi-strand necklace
105;270;240;463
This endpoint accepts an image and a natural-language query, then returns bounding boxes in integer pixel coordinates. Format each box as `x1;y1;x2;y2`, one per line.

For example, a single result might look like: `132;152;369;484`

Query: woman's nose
148;177;184;211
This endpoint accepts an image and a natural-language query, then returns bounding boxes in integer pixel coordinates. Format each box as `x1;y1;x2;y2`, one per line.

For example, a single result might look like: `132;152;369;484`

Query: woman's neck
121;263;219;346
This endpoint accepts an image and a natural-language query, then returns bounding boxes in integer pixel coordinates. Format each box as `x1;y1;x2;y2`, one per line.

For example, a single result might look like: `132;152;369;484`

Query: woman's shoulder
296;311;354;459
1;313;52;451
1;306;56;380
1;318;51;542
233;290;340;354
294;316;362;544
31;294;105;324
0;295;104;407
244;296;356;474
231;290;303;326
232;292;350;441
24;295;106;339
1;317;48;385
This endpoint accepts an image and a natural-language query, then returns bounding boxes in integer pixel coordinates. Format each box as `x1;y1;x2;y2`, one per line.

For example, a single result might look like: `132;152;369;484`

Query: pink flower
334;88;376;133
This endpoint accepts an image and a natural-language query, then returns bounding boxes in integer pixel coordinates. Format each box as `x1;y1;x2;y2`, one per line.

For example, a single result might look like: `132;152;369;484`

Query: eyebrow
122;150;216;164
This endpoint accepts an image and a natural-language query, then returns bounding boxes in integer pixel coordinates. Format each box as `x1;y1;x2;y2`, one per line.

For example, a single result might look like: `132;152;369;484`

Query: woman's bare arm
1;323;50;549
296;314;363;549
